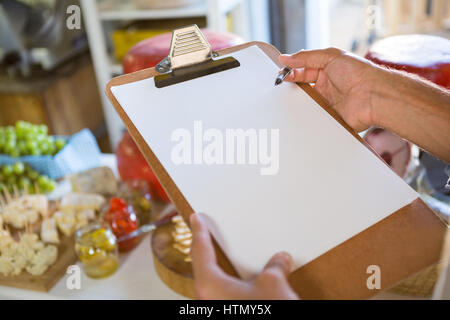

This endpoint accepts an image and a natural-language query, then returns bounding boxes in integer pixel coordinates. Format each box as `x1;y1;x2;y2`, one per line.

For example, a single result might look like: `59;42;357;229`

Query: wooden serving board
0;235;77;292
151;221;194;299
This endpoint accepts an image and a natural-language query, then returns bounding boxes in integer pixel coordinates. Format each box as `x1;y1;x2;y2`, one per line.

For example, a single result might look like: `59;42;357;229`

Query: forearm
370;67;450;162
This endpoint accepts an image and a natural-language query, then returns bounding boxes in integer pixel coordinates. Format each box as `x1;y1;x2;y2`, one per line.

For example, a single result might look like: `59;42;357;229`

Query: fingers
191;213;238;299
256;252;299;299
285;67;321;83
262;251;293;278
279;47;342;69
190;213;221;278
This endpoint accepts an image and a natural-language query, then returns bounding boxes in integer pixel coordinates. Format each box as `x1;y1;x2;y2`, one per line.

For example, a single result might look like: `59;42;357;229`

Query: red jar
104;197;139;252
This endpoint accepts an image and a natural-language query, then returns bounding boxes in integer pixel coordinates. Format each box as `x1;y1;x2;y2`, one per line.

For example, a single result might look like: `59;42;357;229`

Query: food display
0;162;56;194
0;128;162;291
54;193;105;237
0;121;66;157
75;224;119;279
0;188;106;289
0;223;58;277
104;197;139;252
1;193;47;229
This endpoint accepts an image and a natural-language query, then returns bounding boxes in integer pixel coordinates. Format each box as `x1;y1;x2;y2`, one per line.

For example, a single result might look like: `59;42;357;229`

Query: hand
280;48;450;162
279;48;378;132
190;213;299;300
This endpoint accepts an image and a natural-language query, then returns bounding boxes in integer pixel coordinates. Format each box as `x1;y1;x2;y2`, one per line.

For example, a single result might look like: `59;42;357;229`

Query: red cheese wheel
122;29;244;73
365;34;450;89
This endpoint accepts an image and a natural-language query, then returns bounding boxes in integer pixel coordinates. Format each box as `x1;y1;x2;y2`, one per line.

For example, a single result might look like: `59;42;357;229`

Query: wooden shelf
99;2;207;20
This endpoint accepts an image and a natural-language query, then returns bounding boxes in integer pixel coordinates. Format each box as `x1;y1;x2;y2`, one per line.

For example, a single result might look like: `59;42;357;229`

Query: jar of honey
75;223;119;278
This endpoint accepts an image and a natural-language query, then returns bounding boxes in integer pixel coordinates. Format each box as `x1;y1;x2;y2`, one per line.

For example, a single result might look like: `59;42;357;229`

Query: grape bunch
0;121;66;157
0;162;57;194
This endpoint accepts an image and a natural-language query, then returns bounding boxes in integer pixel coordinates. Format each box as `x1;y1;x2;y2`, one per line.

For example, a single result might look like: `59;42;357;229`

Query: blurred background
1;0;448;150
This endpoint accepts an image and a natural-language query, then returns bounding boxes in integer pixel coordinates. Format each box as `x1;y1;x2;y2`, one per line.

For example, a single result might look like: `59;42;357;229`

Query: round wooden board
151;222;195;299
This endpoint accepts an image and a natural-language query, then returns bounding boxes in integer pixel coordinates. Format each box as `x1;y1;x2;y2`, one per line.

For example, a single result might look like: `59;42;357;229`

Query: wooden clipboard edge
105;41;446;299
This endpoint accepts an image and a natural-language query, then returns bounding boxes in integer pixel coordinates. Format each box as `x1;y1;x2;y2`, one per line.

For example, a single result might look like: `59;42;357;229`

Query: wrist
367;66;398;129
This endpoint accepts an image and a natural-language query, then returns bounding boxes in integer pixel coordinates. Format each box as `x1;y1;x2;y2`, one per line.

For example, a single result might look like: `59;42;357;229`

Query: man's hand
280;48;450;162
280;48;377;132
190;213;299;300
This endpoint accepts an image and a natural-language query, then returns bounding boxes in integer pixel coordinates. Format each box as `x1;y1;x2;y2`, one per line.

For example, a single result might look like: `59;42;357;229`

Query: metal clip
156;25;213;74
154;24;240;88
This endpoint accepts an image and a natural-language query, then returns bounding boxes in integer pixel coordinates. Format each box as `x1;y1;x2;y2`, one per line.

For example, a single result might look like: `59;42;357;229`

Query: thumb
263;252;293;278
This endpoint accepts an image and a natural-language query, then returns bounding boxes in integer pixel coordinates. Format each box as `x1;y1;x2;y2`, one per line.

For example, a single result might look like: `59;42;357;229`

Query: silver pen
274;67;293;86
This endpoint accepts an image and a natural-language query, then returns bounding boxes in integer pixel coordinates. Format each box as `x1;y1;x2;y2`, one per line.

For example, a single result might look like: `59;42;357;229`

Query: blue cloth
0;129;101;179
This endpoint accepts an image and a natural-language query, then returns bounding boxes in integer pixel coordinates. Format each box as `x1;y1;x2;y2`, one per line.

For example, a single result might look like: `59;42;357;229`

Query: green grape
10;149;20;157
37;175;50;186
1;121;65;158
40;141;51;155
18;141;27;154
35;134;46;143
26;140;38;153
0;136;5;151
27;184;35;194
0;162;56;194
15;121;26;138
15;120;26;130
46;180;57;192
47;143;56;155
5;138;16;150
6;175;16;186
27;170;39;180
2;165;13;177
30;149;41;156
24;165;33;174
37;124;48;135
55;139;66;152
29;125;39;135
13;162;25;175
18;177;31;189
5;126;15;137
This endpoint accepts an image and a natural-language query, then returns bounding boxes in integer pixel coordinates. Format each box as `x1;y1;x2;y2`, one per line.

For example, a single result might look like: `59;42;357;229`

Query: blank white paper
111;45;418;279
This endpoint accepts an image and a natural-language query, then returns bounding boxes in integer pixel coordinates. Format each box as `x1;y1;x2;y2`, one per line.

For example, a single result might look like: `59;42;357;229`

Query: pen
274;67;293;86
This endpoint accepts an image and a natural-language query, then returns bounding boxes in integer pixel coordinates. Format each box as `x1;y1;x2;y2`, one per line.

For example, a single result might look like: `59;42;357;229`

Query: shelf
99;1;208;20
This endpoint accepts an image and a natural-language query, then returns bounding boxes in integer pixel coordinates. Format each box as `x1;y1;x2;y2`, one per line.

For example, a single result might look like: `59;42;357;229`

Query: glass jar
117;179;153;225
104;197;139;252
75;223;119;279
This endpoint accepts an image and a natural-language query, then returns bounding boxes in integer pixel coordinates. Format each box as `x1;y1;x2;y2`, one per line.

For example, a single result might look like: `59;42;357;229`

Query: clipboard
106;25;447;299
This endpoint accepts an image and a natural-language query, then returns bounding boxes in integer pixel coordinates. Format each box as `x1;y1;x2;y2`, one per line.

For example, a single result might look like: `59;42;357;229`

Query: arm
279;49;450;162
370;68;450;162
